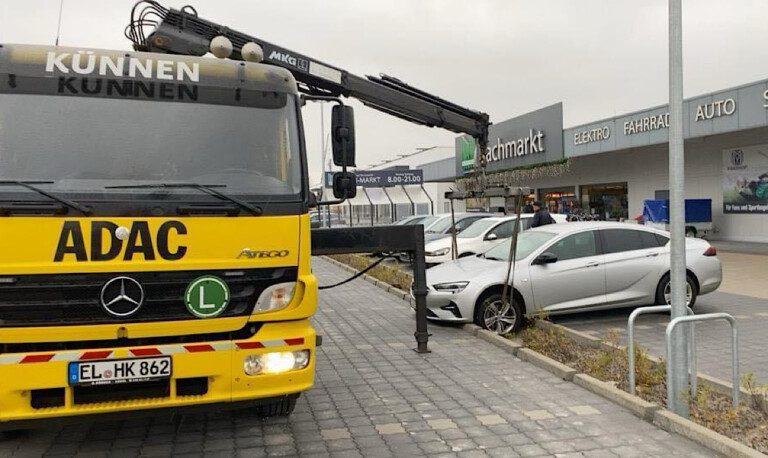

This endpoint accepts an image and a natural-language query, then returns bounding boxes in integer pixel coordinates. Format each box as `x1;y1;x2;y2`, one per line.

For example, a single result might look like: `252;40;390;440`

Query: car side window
545;231;597;261
639;230;664;249
600;229;645;254
488;221;513;239
456;217;482;232
519;218;532;231
655;233;670;246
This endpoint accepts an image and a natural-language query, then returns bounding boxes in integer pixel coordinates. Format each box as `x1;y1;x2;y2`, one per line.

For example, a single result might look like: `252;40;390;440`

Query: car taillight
703;246;717;257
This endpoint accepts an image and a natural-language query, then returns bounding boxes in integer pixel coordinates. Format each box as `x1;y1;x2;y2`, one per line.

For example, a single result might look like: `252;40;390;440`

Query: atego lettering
54;221;187;262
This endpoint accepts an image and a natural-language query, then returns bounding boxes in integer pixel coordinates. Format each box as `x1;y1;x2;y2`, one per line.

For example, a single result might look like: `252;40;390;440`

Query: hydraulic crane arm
125;1;490;152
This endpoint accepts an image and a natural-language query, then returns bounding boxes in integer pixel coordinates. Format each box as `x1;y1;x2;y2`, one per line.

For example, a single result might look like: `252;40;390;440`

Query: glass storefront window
580;182;629;221
538;187;576;214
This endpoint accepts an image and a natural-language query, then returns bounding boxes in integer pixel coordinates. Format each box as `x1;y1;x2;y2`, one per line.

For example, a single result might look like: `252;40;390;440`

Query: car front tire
655;273;698;308
474;291;524;335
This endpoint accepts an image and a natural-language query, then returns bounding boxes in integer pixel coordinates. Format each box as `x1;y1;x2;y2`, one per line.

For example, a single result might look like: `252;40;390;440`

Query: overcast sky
3;0;768;185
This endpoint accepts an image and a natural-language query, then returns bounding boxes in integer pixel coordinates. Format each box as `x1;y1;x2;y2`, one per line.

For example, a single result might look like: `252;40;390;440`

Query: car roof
528;221;666;235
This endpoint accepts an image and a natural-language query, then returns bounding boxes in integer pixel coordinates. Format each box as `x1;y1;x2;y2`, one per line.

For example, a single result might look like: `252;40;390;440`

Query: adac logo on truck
53;221;187;262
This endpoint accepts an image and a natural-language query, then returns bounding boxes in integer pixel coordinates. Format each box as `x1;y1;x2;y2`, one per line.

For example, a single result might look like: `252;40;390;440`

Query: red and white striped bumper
0;320;316;423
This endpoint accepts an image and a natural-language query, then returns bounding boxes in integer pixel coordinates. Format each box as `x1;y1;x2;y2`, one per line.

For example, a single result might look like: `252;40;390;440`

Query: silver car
418;222;722;334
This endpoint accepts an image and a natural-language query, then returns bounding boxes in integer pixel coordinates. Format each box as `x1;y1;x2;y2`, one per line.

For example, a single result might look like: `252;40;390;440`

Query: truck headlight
432;281;469;293
254;282;296;313
243;350;311;375
427;248;450;257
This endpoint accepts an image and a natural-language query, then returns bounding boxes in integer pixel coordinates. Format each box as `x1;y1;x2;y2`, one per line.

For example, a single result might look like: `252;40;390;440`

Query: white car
419;222;722;334
423;214;566;266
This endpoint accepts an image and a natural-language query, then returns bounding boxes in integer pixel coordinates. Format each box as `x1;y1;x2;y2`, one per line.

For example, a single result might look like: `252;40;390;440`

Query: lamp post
668;0;690;417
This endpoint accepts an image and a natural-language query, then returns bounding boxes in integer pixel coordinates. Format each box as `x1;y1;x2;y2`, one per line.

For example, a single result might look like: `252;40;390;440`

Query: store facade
446;78;768;242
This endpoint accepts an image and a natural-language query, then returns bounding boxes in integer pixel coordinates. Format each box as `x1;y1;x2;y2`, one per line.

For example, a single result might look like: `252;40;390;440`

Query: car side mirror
532;252;558;265
485;233;498;241
332;171;357;199
308;191;318;209
332;105;356;167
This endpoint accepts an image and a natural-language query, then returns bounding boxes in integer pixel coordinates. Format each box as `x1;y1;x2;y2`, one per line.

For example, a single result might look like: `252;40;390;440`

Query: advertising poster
723;144;768;214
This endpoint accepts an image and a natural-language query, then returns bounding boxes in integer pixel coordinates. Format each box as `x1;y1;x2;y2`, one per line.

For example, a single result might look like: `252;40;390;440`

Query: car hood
426;255;510;286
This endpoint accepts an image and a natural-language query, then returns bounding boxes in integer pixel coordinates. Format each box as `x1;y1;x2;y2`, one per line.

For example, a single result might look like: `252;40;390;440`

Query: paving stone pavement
553;290;768;383
0;257;719;457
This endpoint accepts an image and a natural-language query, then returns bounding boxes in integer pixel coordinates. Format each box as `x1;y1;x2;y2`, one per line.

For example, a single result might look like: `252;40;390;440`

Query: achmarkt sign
455;103;564;176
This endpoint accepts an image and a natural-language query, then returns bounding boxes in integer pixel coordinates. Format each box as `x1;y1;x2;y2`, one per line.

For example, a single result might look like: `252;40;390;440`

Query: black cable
319;256;395;290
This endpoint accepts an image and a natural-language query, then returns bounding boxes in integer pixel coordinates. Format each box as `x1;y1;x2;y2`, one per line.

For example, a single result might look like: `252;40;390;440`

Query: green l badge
185;276;230;318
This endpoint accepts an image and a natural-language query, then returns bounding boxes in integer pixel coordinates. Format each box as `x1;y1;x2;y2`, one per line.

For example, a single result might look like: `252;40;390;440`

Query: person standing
531;201;555;228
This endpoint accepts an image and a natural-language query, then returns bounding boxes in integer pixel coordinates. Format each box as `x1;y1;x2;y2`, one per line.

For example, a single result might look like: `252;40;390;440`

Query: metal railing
627;305;694;395
666;313;739;408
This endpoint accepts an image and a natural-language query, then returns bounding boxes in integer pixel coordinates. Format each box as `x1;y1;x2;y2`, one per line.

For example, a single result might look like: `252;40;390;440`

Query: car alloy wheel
663;280;693;307
483;299;518;335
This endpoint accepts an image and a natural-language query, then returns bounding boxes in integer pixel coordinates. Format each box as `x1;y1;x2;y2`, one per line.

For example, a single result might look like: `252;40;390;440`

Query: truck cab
0;44;317;426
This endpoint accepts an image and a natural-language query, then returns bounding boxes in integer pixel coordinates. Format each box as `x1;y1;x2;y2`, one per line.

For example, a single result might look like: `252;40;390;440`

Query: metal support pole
666;313;739;408
411;226;430;353
668;0;689;417
420;183;434;215
402;185;415;217
382;187;395;223
362;188;374;226
628;305;694;396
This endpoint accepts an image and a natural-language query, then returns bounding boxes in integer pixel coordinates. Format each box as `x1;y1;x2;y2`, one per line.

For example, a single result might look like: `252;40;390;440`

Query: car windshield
425;216;454;233
457;219;499;238
0;91;303;205
417;216;439;228
482;231;556;261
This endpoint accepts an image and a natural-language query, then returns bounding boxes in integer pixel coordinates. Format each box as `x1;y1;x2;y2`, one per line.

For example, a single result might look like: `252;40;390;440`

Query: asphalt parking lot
0;257;717;457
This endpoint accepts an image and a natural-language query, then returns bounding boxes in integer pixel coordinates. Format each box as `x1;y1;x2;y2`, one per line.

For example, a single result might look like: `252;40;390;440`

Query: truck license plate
68;356;172;386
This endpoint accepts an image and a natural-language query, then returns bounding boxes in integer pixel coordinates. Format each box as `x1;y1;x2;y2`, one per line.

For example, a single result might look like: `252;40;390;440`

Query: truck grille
0;268;297;327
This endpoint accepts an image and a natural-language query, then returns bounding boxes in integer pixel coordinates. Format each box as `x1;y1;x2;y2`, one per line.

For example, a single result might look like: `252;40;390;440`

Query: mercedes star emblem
100;277;145;317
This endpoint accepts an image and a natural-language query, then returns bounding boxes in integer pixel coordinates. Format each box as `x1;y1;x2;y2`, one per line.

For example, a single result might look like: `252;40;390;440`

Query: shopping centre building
329;77;768;242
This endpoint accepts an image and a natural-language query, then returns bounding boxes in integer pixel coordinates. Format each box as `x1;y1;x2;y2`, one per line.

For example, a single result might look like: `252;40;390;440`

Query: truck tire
258;397;297;418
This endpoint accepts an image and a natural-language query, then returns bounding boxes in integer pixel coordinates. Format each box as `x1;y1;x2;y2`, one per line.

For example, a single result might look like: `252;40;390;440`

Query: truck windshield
0;92;303;208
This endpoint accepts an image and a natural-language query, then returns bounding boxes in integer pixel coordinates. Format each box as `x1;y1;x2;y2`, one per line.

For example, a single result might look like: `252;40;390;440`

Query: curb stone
476;329;523;356
517;348;576;381
572;373;660;421
653;409;767;458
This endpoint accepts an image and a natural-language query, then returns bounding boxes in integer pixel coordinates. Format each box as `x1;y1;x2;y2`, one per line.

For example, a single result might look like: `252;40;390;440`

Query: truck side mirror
332;172;357;199
332;105;356;167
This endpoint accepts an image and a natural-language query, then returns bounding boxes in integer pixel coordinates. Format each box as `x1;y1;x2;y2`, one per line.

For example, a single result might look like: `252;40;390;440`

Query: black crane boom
126;1;490;150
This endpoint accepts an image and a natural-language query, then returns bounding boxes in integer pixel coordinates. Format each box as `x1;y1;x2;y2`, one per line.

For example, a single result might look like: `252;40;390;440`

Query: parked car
394;215;431;226
422;214;566;266
418;222;721;334
424;213;493;243
396;213;493;262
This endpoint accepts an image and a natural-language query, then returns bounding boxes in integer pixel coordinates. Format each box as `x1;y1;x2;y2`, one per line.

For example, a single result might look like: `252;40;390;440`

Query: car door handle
645;252;659;257
585;261;600;267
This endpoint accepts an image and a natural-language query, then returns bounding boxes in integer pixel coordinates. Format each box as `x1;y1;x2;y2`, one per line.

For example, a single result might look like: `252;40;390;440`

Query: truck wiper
105;183;263;216
0;180;92;215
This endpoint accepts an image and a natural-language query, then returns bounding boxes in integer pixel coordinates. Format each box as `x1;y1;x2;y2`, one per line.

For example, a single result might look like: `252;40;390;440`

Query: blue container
642;199;712;223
